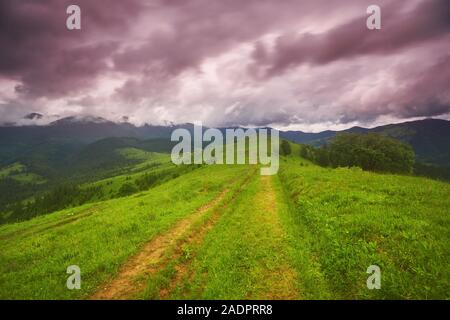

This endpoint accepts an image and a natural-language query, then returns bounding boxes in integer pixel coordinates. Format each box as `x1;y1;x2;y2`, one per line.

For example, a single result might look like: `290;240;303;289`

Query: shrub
117;182;138;196
280;140;292;156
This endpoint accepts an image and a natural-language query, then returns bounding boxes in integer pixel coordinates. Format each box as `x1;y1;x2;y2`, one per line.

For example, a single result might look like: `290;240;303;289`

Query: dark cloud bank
0;0;449;129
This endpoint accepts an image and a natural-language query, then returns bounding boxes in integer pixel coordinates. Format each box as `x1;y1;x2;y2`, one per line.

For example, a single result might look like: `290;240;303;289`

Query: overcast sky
0;0;449;131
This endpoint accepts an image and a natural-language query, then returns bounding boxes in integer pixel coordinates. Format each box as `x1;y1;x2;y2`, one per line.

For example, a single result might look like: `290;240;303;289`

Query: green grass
80;150;175;196
10;173;46;184
272;174;332;299
0;162;25;178
278;156;450;299
0;162;46;184
0;151;449;300
116;148;170;164
81;162;178;200
142;154;449;300
0;164;251;299
168;174;301;299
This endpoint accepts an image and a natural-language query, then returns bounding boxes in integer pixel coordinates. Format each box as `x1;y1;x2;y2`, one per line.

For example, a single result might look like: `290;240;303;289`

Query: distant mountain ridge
1;116;449;166
279;119;450;165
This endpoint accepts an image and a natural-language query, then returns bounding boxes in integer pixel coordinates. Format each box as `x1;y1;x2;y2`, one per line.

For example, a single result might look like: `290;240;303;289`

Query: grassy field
278;156;450;299
0;164;252;299
0;151;449;299
145;173;301;300
0;162;25;178
79;152;192;202
0;162;46;184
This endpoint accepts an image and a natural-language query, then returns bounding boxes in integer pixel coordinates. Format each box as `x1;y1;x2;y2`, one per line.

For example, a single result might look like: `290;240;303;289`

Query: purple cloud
249;0;450;78
0;0;449;128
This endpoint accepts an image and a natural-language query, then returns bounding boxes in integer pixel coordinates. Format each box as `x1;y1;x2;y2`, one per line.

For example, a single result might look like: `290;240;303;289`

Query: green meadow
0;147;449;299
278;156;450;299
0;164;251;299
0;162;46;184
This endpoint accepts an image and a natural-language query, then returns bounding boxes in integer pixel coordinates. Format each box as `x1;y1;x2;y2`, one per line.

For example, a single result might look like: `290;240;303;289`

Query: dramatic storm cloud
0;0;449;130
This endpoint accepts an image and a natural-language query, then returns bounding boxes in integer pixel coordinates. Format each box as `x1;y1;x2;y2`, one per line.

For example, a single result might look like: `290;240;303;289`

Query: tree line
300;133;415;174
2;184;104;223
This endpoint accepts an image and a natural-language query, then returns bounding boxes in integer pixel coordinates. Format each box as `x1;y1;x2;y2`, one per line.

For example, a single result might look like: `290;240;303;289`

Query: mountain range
281;118;450;166
1;116;449;167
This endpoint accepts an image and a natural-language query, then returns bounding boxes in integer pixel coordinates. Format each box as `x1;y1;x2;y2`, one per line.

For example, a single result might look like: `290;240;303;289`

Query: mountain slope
280;119;450;165
0;117;192;166
1;117;449;167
